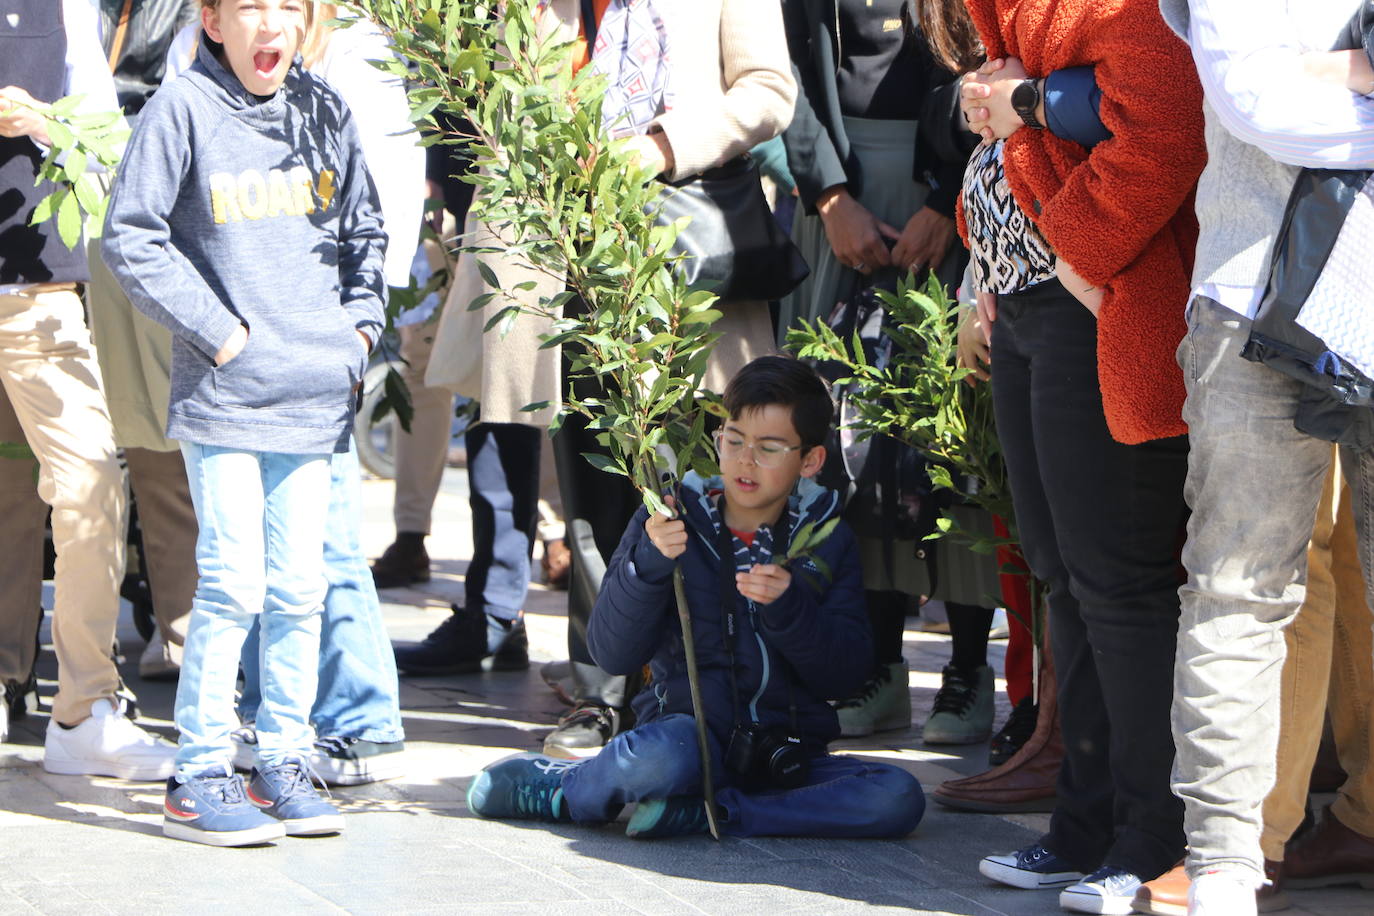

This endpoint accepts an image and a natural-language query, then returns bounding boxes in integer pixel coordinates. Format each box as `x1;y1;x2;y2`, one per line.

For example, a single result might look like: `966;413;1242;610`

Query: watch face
1011;80;1037;113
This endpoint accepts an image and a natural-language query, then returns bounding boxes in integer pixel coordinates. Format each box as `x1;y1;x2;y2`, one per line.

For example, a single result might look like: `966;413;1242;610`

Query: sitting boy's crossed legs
471;713;925;839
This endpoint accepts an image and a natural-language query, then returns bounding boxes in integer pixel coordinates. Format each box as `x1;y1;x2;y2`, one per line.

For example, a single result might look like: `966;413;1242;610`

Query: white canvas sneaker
44;697;177;780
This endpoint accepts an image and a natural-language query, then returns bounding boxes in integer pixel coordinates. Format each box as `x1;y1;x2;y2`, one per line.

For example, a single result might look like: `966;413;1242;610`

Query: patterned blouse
962;140;1056;294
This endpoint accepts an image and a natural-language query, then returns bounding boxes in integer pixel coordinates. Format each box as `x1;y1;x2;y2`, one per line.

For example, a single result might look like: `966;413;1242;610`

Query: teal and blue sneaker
163;770;287;847
467;754;578;821
625;796;712;839
247;757;344;836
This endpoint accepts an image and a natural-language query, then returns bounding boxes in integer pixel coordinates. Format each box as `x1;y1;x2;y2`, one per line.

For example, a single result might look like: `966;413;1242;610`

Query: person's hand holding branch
645;495;688;560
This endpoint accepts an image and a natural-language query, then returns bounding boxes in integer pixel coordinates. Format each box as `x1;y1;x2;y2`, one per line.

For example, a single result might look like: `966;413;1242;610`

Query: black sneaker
979;843;1085;889
543;703;620;759
311;736;406;786
393;605;529;675
989;697;1038;766
2;672;37;743
371;533;430;589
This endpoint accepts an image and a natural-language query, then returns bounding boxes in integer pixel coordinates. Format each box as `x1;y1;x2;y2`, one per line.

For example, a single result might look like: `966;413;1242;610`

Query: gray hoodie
102;37;386;454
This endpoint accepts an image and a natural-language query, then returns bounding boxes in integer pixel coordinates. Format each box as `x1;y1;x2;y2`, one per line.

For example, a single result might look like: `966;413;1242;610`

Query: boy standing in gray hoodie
103;0;386;847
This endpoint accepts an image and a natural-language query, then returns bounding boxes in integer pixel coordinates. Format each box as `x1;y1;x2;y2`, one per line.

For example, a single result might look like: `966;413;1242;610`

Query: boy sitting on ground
467;356;925;838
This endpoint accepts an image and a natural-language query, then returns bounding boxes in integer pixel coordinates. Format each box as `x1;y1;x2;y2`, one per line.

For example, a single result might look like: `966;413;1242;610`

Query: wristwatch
1011;79;1045;130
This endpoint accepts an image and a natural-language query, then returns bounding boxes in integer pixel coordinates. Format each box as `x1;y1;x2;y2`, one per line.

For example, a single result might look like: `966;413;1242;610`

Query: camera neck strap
715;498;799;734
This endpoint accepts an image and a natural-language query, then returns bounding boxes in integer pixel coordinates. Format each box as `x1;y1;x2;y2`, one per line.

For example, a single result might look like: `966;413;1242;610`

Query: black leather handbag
654;155;810;301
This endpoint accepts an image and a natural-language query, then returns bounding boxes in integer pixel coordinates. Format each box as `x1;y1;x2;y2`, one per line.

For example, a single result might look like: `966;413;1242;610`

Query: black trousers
464;422;541;618
990;279;1188;879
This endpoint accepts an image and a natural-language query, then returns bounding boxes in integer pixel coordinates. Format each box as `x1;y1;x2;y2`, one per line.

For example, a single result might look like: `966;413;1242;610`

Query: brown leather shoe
933;645;1061;814
371;534;430;589
1284;806;1374;889
1133;862;1289;915
541;537;571;590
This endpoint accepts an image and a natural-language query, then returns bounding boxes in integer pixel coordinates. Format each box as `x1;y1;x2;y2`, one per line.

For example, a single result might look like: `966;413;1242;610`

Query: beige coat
425;0;797;427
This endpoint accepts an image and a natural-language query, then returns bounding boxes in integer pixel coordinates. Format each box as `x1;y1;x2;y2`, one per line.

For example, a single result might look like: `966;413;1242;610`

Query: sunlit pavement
0;467;1364;914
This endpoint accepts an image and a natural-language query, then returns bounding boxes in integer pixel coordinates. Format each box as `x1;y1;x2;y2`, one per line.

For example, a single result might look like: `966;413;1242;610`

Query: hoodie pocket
212;307;358;410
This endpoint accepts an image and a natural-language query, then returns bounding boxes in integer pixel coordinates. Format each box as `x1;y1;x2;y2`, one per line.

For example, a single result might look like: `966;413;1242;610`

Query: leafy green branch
354;0;746;838
21;95;128;249
788;275;1040;644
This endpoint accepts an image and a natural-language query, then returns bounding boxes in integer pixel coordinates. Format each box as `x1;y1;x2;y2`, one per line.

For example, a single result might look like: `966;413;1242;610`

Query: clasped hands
645;496;791;605
959;58;1104;318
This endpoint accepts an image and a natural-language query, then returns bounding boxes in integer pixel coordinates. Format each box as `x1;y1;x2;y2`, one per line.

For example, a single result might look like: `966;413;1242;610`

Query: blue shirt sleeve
1044;66;1111;149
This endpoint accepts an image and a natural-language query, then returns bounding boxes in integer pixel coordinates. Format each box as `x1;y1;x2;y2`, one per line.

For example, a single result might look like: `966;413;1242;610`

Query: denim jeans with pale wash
1173;297;1374;883
175;444;332;779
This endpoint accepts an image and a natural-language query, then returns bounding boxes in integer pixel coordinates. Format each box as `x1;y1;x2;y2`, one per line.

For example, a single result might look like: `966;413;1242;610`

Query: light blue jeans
1173;298;1374;882
237;442;404;743
175;444;332;779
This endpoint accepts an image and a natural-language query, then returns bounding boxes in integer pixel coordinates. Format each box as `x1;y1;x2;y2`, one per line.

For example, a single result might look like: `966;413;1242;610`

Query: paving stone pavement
0;468;1368;914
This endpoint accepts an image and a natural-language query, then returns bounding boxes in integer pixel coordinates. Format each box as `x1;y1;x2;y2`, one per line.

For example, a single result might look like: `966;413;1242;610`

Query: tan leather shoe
933;643;1060;814
1284;806;1374;889
1133;862;1289;914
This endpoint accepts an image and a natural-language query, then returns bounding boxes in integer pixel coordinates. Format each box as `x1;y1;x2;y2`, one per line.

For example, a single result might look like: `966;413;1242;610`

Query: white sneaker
138;633;181;681
229;725;258;771
1188;871;1259;916
44;697;177;780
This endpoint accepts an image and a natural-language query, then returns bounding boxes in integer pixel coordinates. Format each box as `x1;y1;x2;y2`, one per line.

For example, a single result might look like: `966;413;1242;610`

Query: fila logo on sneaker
164;798;200;821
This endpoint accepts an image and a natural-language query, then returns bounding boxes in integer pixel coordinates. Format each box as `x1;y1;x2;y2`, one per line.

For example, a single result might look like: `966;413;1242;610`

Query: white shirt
1183;0;1374;317
1188;0;1374;169
0;0;121;296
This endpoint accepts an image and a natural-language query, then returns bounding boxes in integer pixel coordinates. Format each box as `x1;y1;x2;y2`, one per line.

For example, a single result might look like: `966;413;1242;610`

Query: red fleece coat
959;0;1206;444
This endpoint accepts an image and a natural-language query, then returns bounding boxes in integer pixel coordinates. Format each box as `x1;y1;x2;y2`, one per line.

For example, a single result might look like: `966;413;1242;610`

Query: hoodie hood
678;470;842;555
188;31;304;117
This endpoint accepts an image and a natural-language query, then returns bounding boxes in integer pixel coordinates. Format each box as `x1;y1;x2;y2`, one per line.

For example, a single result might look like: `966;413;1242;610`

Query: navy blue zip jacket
588;472;871;753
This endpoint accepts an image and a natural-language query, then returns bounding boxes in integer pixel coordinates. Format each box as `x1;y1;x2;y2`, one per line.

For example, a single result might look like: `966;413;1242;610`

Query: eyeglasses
713;431;804;468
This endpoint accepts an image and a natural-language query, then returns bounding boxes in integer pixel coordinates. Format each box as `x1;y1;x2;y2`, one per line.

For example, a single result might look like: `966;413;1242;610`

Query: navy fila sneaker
163;770;286;847
247;757;344;836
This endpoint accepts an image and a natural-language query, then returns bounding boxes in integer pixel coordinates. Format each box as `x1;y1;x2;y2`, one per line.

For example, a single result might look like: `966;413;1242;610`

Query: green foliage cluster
23;95;128;249
353;0;724;516
788;274;1015;551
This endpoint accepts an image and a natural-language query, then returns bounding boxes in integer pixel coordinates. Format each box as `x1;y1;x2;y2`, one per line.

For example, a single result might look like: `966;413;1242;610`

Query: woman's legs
990;283;1187;880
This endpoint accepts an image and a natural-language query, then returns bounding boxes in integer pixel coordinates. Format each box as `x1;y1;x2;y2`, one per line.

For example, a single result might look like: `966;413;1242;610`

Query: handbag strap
106;0;135;73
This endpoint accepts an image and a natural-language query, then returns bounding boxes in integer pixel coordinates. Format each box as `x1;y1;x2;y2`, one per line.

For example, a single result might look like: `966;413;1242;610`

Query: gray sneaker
248;757;344;836
834;661;911;737
922;664;994;745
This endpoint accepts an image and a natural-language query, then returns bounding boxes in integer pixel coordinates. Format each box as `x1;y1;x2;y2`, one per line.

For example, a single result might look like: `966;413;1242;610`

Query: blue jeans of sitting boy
559;714;925;837
238;442;404;743
175;444;332;779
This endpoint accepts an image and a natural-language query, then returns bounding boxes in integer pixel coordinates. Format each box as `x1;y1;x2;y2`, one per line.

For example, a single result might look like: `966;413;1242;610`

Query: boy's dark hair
722;356;834;450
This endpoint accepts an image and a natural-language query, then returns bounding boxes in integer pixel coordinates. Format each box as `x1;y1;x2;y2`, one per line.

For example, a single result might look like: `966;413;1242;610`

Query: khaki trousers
393;321;455;534
0;382;48;687
125;446;195;664
1261;453;1374;858
0;287;126;725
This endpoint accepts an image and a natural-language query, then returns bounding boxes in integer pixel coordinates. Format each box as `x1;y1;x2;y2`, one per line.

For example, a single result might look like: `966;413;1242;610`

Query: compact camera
724;723;809;788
